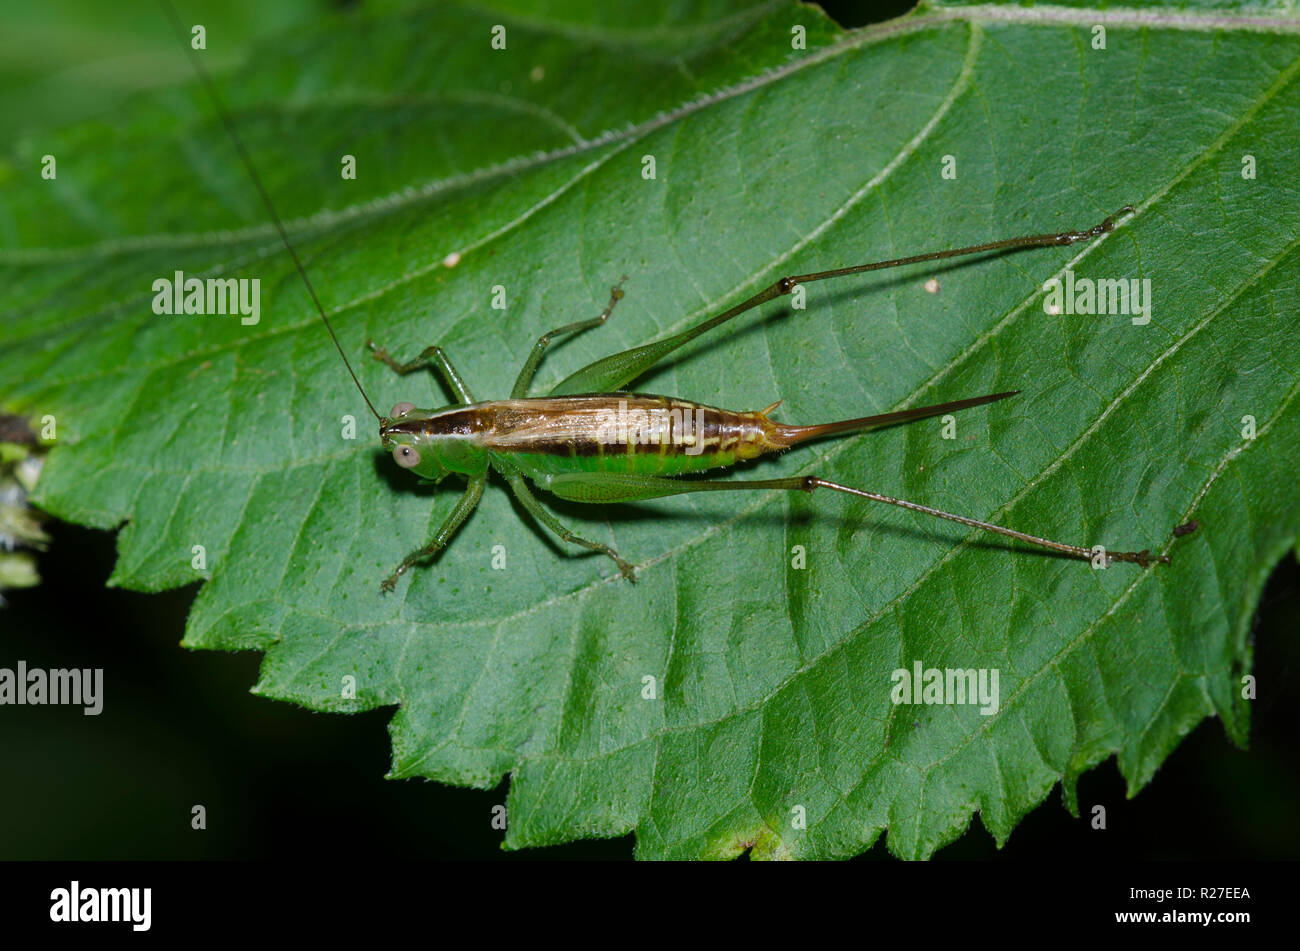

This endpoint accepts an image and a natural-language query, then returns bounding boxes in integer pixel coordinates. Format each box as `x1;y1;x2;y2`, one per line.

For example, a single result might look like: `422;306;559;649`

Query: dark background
2;0;1297;861
2;520;1297;860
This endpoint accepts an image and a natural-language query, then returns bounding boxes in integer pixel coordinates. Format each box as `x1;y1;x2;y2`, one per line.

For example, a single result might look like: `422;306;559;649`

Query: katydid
166;5;1178;593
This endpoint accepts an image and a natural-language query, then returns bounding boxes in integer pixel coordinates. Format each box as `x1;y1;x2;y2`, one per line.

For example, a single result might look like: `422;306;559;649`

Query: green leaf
3;0;1298;859
0;0;333;141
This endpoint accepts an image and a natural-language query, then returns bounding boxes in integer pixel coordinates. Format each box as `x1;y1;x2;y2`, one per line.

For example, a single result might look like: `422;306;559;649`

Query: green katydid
167;5;1179;593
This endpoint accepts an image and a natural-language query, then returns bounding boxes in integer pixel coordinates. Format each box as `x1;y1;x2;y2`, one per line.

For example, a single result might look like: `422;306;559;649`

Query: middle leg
502;470;637;580
511;278;627;398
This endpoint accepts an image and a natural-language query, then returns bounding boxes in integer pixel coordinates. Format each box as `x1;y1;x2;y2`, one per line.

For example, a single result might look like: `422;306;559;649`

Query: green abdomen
477;393;775;480
503;443;742;480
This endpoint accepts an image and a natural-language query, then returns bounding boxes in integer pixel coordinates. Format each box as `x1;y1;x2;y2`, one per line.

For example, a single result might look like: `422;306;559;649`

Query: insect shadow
629;246;1049;390
161;14;1170;590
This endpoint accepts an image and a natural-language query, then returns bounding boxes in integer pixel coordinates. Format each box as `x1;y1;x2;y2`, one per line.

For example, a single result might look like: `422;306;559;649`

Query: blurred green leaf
0;0;362;140
2;0;1298;858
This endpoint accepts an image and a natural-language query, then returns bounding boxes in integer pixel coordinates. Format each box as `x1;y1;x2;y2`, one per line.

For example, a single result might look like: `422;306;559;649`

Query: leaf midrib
11;2;1294;264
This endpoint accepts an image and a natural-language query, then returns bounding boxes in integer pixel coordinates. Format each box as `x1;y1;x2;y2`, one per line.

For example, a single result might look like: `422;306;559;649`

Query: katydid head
379;402;488;482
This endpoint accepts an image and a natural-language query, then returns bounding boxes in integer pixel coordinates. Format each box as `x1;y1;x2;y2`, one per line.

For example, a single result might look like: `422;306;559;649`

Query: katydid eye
390;402;416;418
393;445;420;469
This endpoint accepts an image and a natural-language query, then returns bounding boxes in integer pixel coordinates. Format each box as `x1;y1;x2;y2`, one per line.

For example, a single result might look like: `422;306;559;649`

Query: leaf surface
2;0;1298;858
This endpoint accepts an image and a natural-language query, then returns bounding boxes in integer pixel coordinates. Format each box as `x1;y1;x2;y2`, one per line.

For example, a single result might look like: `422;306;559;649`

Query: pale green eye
390;402;416;418
393;445;420;469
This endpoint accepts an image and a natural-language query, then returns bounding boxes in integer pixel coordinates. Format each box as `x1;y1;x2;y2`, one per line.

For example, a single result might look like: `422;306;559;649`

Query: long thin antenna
160;0;383;422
